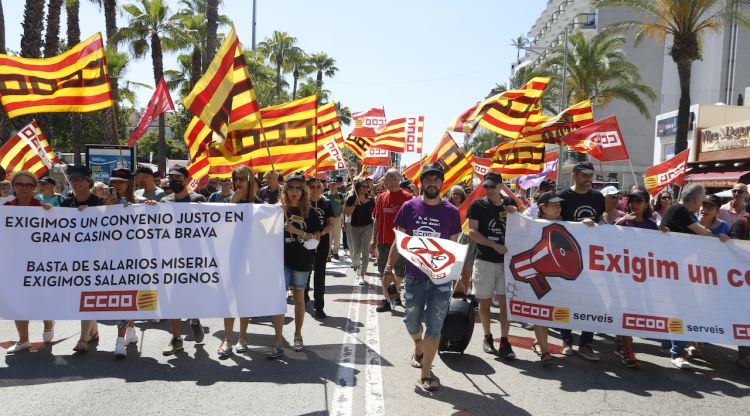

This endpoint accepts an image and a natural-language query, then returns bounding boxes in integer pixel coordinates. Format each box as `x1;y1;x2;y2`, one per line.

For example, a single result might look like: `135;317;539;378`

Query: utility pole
251;0;257;51
555;25;569;187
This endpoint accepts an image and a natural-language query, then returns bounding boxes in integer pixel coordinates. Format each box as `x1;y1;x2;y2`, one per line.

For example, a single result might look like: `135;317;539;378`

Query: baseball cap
286;171;306;183
600;186;621;197
66;164;92;179
538;191;563;205
136;165;154;176
399;180;411;189
572;161;595;174
482;172;503;187
109;168;132;182
39;176;56;186
167;165;189;178
539;180;556;192
306;176;320;184
419;162;444;181
334;176;344;183
702;194;722;207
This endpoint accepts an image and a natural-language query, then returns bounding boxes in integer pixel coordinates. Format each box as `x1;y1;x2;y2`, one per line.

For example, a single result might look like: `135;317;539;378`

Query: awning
684;169;750;187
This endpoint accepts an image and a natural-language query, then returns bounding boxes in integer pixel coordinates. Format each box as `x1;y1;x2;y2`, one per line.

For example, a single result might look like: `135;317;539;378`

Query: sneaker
7;341;30;354
190;320;204;343
357;275;365;286
42;329;54;343
498;338;516;359
124;327;138;345
114;337;126;358
376;299;392;312
394;296;403;307
314;309;327;319
614;347;625;360
671;356;692;370
622;351;640;368
333;253;339;260
162;337;184;356
561;341;574;356
577;345;600;361
482;334;498;355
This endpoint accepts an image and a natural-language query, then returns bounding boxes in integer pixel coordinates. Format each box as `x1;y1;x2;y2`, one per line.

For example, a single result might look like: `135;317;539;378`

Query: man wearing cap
324;177;346;260
371;168;412;312
463;172;518;358
160;165;207;355
522;180;556;219
600;186;624;225
36;176;64;206
557;161;604;361
61;165;106;208
134;165;165;202
383;162;461;392
719;182;748;227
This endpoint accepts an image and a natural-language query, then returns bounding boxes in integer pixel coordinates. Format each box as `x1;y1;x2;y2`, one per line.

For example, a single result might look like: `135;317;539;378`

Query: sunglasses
660;195;672;200
732;189;746;194
219;178;231;182
232;176;248;182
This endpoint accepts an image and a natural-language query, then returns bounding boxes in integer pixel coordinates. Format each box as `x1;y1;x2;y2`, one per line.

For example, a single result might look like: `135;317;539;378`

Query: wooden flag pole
257;116;276;174
626;158;639;186
108;103;125;162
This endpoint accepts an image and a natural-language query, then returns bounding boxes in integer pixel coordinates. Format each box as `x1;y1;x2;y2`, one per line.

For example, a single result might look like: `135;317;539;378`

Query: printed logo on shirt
573;205;597;221
487;217;506;242
288;215;307;243
413;215;443;237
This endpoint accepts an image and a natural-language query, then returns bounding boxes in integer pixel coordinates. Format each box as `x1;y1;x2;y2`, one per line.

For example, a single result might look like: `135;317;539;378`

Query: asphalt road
1;256;749;415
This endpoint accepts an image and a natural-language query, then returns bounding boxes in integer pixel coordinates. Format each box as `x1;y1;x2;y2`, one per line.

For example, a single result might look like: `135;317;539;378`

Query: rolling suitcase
438;294;477;354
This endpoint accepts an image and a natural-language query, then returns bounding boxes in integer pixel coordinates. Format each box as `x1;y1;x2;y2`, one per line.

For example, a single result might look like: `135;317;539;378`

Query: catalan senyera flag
351;108;386;137
423;132;473;194
520;100;594;144
315;102;345;172
343;134;373;159
182;26;261;140
487;140;545;178
644;149;690;197
468;77;549;139
0;33;113;118
184;117;214;161
205;95;318;177
449;103;479;133
401;156;425;184
0;120;61;176
370;116;424;153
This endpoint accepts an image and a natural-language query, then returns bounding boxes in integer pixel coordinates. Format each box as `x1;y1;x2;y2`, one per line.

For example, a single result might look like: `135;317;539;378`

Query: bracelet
384;265;393;273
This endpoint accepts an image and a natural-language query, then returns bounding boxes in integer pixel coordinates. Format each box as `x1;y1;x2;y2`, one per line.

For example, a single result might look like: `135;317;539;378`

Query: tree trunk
152;33;166;174
292;68;299;99
275;59;282;99
21;0;45;58
316;70;323;90
0;0;5;54
674;60;692;155
67;0;82;165
190;46;201;89
204;0;218;73
44;0;63;58
103;0;117;45
100;0;119;145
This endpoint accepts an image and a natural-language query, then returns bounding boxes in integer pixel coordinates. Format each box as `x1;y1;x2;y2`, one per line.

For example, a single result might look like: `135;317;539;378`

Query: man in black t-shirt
305;177;335;318
464;172;518;359
557;161;603;361
258;171;281;204
160;165;207;356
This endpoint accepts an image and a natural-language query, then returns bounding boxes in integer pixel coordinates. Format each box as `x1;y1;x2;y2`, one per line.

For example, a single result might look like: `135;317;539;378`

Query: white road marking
330;282;363;416
364;284;385;416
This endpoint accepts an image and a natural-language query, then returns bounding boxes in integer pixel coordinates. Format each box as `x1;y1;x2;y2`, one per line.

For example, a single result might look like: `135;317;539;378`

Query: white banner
0;203;286;320
504;214;750;345
395;229;467;285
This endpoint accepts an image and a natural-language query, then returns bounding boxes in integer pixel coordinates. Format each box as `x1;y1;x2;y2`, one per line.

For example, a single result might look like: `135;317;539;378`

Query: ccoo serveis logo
734;324;750;340
509;300;570;323
79;290;158;312
622;313;683;334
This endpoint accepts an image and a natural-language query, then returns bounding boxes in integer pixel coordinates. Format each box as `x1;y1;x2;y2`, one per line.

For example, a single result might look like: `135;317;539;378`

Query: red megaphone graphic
510;223;583;299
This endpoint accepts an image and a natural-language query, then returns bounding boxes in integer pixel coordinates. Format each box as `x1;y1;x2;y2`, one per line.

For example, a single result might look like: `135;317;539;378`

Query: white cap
600;186;621;197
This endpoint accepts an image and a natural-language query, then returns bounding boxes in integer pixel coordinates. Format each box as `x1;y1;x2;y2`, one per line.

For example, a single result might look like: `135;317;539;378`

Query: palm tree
511;35;529;62
547;30;656;118
287;47;310;99
243;50;277;107
335;101;351;126
594;0;750;154
204;0;218;72
297;78;329;103
175;0;230;91
257;31;298;100
89;0;121;144
115;0;188;172
88;0;118;45
44;0;64;57
308;52;338;90
21;0;45;58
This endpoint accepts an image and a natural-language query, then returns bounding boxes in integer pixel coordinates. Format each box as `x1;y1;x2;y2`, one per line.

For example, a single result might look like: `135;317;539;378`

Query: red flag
129;78;175;147
561;116;629;162
351;108;386;137
472;156;493;178
362;147;391;167
644;149;690;196
544;151;558;181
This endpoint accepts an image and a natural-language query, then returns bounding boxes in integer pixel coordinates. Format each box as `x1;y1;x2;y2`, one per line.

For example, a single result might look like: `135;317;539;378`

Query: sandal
419;372;440;392
218;341;233;357
293;336;304;352
411;353;424;368
541;352;554;366
267;344;285;359
531;342;543;357
235;339;249;353
73;339;88;353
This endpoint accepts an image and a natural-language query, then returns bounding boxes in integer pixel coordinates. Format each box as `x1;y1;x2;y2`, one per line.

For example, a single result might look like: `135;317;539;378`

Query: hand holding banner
395;229;467;286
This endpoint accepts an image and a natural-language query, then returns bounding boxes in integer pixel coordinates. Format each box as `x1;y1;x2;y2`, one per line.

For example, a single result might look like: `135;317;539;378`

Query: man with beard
199;177;219;199
384;162;461;392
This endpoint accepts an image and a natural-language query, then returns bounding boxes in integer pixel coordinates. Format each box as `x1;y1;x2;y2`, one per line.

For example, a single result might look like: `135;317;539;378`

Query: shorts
471;258;506;300
402;275;453;338
377;244;406;277
284;266;309;289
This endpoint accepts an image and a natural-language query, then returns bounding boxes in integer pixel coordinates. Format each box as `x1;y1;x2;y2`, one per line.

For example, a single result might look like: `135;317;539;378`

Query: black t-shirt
346;194;374;227
161;192;207;203
258;186;280;204
467;197;517;263
284;206;323;271
311;197;334;241
661;204;697;234
559;188;604;222
61;194;105;207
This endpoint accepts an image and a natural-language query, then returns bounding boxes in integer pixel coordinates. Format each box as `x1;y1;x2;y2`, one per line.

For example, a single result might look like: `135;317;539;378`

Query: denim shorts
284;266;309;289
403;275;453;338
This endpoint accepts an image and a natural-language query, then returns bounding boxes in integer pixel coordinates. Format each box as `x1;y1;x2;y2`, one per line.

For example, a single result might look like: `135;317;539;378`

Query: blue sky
4;0;547;164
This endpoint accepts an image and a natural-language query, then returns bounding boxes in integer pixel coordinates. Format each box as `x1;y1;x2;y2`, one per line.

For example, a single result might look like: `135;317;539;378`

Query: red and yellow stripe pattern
370;116;424;153
423;132;473;194
0;33;113;117
521;100;594;144
468;77;549;139
487;140;545;178
0;120;61;176
342;134;373;159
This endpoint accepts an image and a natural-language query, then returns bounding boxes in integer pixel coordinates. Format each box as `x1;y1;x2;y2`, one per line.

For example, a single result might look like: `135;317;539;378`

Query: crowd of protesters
1;158;748;392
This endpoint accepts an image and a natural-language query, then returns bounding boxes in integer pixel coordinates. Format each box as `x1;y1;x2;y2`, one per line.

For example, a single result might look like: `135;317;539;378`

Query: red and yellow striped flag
205;95;318;177
0;33;113;117
401;156;425;184
449;103;478;133
468;77;549;139
487;140;545;178
315;102;345;172
183;26;261;140
520;100;594;144
370;116;424;153
423;132;473;194
342;134;373;159
0;120;61;176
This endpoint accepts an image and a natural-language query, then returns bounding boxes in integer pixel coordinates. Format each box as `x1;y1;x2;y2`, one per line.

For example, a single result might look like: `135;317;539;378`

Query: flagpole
108;102;125;162
257;117;276;174
626;158;639;186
